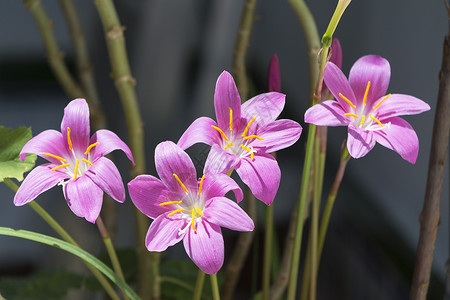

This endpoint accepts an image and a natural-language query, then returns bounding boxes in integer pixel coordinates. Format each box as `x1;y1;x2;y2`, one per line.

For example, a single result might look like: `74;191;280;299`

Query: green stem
193;270;206;300
23;0;84;99
93;0;153;298
3;178;121;300
210;274;221;300
160;276;194;293
97;216;130;300
263;203;274;300
233;0;257;100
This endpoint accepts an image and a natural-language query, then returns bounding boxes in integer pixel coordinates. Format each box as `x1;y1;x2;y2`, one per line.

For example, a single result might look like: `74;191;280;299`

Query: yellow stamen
160;200;182;206
363;81;371;106
43;153;66;162
373;94;391;110
339;93;356;108
241;144;252;152
191;209;196;231
211;125;229;141
196;207;204;216
369;114;384;127
51;163;70;171
360;115;366;125
84;142;99;155
82;159;93;166
229;107;233;131
73;159;80;180
344;113;359;118
224;142;234;149
67;127;73;151
242;117;256;137
173;173;189;193
168;208;184;216
243;135;263;140
251;152;254;160
198;175;205;195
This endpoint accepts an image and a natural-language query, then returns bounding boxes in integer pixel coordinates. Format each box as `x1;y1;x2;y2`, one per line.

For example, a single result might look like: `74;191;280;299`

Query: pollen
82;159;93;166
242;117;256;137
160;200;182;206
191;209;196;231
360;115;366;126
224;142;234;149
168;208;184;216
339;93;356;108
241;144;252;152
373;94;391;110
369;114;384;127
85;142;99;155
43;153;66;162
198;174;205;195
211;125;229;141
363;81;371;106
73;159;80;180
67;127;73;151
344;113;358;118
51;163;70;171
243;135;263;140
196;207;204;216
173;173;189;193
229;107;233;132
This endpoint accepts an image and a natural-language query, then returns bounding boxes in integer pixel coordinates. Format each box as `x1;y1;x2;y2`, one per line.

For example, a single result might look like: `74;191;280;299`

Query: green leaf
0;269;84;300
0;126;36;182
0;227;140;300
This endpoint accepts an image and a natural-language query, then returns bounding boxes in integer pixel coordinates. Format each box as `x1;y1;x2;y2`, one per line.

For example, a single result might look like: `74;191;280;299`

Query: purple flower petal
14;164;69;206
324;62;357;111
63;175;104;223
84;157;125;203
235;153;281;205
348;55;391;108
241;92;285;127
146;214;186;252
61;98;90;154
255;119;302;153
373;117;419;164
155;141;198;194
304;100;349;126
347;123;376;159
177;117;221;150
214;71;242;131
90;130;135;165
204;145;240;175
20;130;69;163
268;54;281;92
202;173;243;202
128;174;175;219
374;94;431;120
183;221;224;274
204;197;254;231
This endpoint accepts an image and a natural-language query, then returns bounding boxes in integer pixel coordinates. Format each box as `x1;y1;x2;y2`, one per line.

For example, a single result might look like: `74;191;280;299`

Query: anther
363;81;371;106
344;113;358;118
243;135;263;140
360;115;366;126
67;127;73;151
339;93;356;108
196;208;204;216
85;142;99;155
168;208;184;216
229;107;233;132
191;209;196;231
373;94;391;110
73;159;80;180
173;173;189;193
160;200;183;206
242;117;256;137
224;142;234;149
82;159;93;166
211;125;229;141
369;114;384;127
241;144;252;153
51;163;70;171
198;175;205;195
43;153;66;162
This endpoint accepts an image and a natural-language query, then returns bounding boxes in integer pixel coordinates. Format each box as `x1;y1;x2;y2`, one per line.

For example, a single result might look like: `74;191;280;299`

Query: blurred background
0;0;448;299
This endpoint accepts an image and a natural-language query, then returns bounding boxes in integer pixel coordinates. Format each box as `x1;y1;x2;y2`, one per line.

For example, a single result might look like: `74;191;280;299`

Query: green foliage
0;269;84;300
0;126;36;182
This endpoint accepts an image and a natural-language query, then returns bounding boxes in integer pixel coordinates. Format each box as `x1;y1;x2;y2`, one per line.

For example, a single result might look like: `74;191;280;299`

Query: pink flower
14;98;134;223
305;55;430;163
178;71;302;205
128;141;253;274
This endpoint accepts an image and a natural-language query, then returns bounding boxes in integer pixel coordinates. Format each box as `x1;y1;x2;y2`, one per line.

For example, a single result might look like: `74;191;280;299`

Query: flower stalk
210;274;221;300
193;270;206;300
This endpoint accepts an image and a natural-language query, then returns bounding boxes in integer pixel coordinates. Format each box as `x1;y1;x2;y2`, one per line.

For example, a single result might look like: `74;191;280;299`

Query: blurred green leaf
0;126;36;182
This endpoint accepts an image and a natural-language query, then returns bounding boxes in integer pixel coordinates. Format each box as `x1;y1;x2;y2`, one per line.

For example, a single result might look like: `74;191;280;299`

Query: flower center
45;127;98;180
160;174;206;235
340;82;392;131
211;108;264;160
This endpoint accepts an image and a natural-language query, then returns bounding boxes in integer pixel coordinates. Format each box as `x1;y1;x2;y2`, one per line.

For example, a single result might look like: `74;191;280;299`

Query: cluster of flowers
13;48;430;274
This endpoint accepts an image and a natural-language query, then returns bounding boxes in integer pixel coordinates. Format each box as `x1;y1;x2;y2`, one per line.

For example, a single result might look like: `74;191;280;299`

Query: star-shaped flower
305;55;430;163
178;71;302;205
128;141;253;274
14;98;134;223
